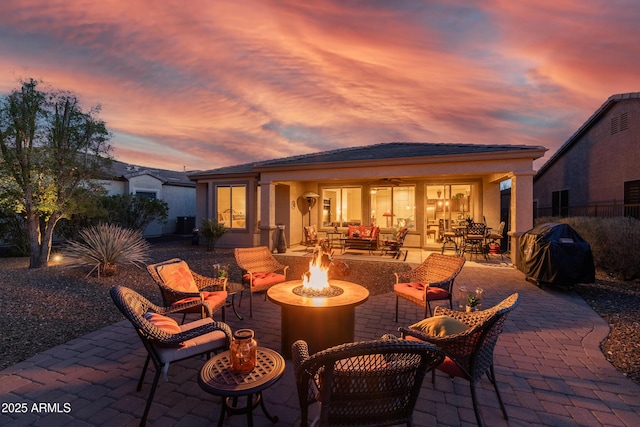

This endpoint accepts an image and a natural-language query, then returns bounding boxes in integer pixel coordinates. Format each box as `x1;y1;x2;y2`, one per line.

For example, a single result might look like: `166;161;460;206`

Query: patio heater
302;191;320;227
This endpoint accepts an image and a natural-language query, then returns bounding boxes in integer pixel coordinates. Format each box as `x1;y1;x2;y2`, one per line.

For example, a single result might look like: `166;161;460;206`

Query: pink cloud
1;0;638;171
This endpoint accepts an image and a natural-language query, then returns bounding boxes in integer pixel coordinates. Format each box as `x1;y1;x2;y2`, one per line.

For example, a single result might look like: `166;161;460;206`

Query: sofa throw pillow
157;261;198;293
144;312;182;334
370;226;380;239
410;315;470;337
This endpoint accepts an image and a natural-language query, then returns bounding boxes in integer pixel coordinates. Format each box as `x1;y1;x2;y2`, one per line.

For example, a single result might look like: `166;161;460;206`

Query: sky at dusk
1;0;638;172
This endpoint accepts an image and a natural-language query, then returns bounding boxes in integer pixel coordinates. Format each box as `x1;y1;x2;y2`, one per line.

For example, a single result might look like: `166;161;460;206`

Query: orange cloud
1;0;638;171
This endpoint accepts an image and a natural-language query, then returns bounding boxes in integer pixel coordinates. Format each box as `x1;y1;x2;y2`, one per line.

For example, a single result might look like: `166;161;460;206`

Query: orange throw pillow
157;261;198;293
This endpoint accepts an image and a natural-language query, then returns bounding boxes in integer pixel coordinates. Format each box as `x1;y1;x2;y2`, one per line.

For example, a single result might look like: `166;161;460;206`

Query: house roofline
190;142;546;179
535;92;640;181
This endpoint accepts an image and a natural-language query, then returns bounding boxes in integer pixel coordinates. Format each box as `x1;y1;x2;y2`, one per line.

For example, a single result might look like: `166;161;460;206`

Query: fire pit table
267;279;369;358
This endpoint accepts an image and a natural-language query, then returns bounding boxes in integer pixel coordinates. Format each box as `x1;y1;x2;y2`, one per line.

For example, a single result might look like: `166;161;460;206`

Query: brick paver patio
1;254;639;426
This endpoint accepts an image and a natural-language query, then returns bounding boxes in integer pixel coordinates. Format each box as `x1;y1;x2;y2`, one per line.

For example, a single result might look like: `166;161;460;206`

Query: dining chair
461;222;488;260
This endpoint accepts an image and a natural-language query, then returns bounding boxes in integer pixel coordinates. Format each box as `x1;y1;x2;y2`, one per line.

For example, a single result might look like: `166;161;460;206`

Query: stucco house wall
190;142;546;266
534;93;640;213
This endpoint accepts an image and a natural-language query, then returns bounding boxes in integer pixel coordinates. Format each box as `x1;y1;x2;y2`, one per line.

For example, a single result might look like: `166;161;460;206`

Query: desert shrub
63;223;151;277
200;218;227;251
535;216;640;280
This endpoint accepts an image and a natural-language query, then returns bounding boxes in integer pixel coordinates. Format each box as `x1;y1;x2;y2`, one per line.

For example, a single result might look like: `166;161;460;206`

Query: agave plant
63;223;151;277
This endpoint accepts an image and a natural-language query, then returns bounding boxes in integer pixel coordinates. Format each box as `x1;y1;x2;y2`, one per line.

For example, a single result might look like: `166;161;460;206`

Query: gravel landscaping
1;239;638;386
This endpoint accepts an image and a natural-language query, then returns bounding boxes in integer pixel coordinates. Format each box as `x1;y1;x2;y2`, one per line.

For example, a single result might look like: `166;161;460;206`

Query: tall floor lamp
302;191;320;227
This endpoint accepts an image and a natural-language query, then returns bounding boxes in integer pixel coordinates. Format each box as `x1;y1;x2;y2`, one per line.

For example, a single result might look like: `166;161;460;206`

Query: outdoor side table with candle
198;346;285;427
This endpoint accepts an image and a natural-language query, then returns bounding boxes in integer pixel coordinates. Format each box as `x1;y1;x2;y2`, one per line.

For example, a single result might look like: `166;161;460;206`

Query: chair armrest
193;272;227;292
154;298;207;315
433;306;495;326
398;325;477;347
394;269;429;284
292;339;310;375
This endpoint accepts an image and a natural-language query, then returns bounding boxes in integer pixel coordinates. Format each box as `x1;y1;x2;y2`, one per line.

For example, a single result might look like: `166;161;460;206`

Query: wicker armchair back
292;337;445;427
234;246;289;317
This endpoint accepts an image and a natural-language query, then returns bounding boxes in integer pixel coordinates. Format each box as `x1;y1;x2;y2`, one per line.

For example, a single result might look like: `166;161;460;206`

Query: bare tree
0;78;112;267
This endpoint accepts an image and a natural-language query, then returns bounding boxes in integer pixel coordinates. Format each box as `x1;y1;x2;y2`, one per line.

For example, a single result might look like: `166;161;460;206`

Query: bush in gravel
199;218;227;251
63;223;151;277
536;216;640;280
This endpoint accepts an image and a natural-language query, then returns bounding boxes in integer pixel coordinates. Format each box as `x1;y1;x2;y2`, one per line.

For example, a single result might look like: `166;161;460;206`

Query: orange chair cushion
437;356;467;379
144;312;181;334
243;272;285;287
157;261;198;293
394;282;450;302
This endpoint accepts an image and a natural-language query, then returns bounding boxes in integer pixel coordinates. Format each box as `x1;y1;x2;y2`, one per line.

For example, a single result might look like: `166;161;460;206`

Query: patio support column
259;179;277;250
509;170;535;267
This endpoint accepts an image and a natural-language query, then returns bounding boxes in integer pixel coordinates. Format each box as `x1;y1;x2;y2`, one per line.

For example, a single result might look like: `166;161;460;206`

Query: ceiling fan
371;178;403;187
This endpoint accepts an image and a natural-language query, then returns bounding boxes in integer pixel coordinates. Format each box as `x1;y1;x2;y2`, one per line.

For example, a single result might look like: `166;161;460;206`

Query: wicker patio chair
292;337;445;427
399;293;520;427
147;258;228;322
110;285;232;426
394;253;465;321
234;246;289;317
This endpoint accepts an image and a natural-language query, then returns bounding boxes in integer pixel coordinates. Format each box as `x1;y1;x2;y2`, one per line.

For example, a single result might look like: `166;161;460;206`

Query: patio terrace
1;249;639;426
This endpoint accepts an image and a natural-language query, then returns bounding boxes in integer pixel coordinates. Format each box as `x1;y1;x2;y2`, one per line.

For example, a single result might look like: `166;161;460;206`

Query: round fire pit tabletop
267;279;369;308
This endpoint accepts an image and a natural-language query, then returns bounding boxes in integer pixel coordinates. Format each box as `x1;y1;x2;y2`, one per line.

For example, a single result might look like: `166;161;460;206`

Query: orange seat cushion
243;272;285;288
394;282;450;302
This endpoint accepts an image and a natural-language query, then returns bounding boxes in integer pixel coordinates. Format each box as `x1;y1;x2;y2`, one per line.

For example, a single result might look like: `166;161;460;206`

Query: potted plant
466;295;480;312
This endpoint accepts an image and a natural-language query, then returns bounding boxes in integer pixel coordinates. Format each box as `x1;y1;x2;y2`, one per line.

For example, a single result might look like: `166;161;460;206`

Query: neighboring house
99;160;196;237
534;93;640;219
189;142;546;266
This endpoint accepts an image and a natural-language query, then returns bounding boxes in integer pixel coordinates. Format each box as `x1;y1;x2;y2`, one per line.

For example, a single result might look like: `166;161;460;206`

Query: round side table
199;347;285;427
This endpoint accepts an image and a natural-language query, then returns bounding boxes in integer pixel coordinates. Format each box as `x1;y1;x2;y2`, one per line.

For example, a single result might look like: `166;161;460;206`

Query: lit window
371;186;416;229
321;187;362;227
217;185;246;229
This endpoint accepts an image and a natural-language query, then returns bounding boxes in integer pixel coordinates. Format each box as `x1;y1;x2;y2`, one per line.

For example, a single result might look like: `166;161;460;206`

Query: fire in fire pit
293;250;344;298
